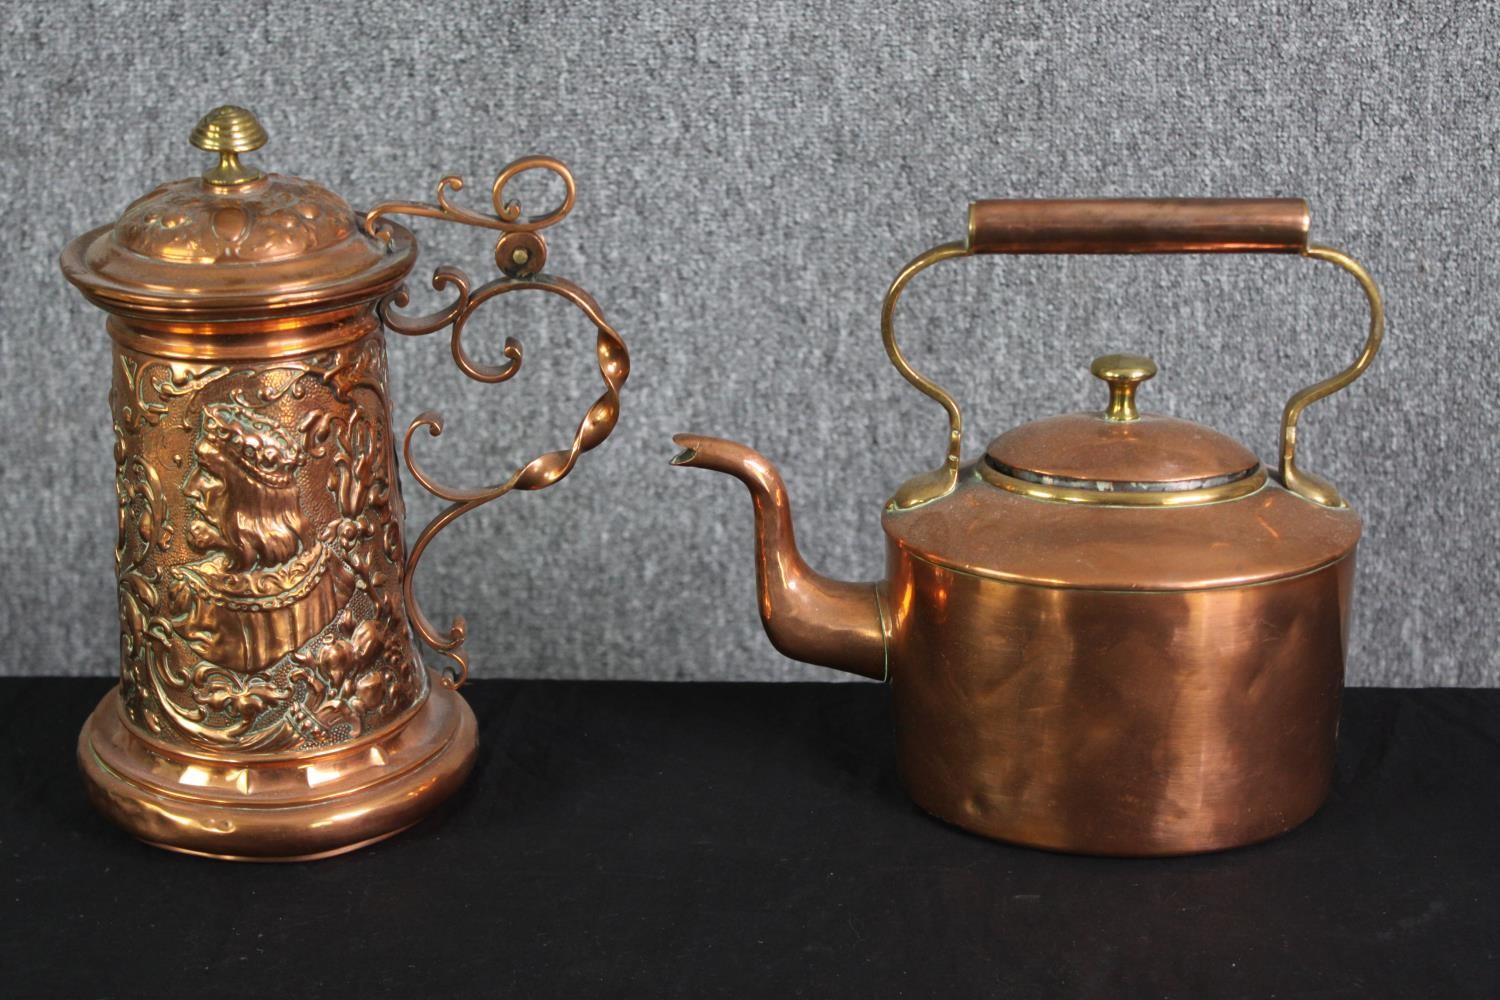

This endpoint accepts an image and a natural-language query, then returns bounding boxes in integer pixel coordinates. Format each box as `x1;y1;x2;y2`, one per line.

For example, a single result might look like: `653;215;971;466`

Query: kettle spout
672;434;887;680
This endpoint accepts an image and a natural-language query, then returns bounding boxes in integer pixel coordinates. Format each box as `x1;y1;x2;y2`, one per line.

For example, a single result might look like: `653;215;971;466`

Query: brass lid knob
190;105;268;187
1090;353;1157;422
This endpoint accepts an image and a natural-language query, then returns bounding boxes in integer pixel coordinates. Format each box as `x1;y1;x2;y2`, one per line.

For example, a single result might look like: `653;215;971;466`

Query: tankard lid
61;105;417;322
982;353;1264;506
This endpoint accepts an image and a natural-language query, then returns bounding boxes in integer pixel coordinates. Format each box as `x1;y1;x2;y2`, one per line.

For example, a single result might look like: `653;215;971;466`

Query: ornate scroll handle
362;158;629;688
881;199;1383;510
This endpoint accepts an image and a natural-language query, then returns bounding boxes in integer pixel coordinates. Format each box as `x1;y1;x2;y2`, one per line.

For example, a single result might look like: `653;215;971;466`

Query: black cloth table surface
2;679;1497;999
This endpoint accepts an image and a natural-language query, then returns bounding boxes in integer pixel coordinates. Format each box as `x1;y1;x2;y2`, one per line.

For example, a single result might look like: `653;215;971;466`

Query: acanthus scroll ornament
362;157;630;688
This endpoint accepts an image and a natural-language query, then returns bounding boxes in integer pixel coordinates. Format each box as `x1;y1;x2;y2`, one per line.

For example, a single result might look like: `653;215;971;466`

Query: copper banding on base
78;670;478;862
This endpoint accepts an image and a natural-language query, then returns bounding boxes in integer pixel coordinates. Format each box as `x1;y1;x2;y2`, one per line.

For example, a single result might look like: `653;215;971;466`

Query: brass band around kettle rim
977;459;1270;507
881;198;1385;511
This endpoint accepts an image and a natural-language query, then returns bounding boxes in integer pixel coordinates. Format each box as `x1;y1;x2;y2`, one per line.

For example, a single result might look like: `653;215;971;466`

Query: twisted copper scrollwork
363;158;628;688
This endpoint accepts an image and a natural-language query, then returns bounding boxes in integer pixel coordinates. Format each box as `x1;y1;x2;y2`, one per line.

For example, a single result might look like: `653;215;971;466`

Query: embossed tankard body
61;106;629;860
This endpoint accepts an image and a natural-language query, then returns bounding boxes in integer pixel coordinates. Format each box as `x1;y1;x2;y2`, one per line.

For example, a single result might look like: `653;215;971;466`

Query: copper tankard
675;198;1382;855
62;106;629;860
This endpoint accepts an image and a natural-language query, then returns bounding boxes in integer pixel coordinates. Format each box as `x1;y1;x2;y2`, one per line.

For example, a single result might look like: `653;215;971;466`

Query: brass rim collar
978;458;1270;507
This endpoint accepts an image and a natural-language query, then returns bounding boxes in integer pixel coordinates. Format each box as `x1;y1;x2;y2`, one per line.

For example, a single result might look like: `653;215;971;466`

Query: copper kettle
61;106;629;860
674;198;1383;855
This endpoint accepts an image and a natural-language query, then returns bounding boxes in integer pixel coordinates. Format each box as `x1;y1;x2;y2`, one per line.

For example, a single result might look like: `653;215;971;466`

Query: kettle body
881;464;1359;855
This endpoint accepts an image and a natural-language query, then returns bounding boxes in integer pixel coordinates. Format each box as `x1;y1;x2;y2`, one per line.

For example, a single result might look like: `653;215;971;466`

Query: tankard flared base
76;670;477;861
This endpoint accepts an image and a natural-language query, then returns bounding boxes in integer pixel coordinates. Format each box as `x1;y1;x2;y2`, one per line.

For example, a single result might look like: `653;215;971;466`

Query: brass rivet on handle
1090;353;1157;422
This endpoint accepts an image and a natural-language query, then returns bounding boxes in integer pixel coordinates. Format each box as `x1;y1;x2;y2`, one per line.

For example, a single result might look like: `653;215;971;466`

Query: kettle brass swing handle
362;159;630;688
882;197;1383;510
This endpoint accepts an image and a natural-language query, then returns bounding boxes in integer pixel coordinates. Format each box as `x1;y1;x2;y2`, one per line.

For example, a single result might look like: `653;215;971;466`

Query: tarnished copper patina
675;197;1382;856
62;106;629;860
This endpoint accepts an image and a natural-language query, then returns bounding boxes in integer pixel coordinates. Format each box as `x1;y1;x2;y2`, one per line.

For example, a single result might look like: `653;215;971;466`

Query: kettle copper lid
983;354;1265;505
61;105;417;322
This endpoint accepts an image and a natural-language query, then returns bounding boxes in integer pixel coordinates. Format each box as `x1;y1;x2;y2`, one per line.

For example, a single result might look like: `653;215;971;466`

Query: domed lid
982;354;1265;506
60;106;417;322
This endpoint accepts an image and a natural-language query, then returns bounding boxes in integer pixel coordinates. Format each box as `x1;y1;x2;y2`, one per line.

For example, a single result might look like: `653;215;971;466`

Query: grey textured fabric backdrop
1;1;1495;684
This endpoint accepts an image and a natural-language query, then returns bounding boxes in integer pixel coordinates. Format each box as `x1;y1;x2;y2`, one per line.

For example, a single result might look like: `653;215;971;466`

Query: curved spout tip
672;431;717;470
670;434;700;467
668;433;764;478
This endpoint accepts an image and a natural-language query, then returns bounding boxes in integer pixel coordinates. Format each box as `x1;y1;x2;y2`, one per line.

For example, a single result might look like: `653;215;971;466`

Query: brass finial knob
1090;353;1157;422
190;105;268;187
